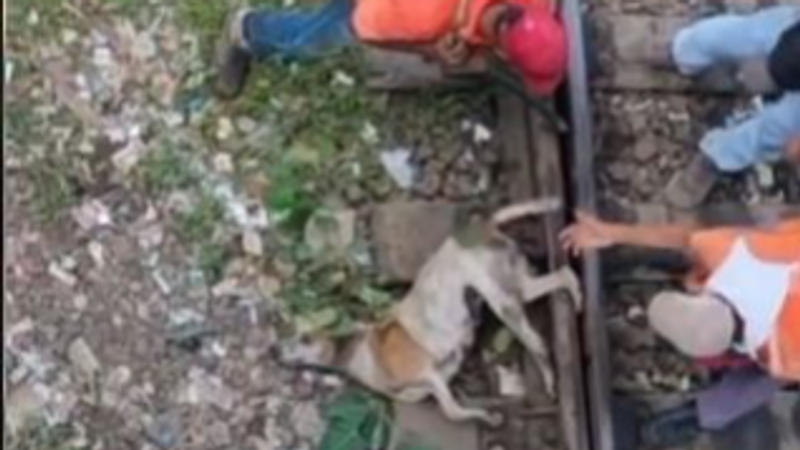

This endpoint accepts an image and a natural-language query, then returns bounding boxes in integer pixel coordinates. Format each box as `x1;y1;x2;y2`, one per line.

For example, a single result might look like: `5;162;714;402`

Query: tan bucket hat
648;290;736;358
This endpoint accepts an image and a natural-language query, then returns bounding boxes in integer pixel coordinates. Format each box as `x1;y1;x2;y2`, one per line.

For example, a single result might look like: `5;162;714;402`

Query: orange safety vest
688;219;800;380
352;0;548;46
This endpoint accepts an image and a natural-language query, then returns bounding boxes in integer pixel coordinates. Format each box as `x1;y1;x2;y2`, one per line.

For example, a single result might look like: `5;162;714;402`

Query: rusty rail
559;0;615;448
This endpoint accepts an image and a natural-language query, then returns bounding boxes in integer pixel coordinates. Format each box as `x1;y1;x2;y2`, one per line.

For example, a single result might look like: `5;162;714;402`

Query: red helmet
501;6;568;95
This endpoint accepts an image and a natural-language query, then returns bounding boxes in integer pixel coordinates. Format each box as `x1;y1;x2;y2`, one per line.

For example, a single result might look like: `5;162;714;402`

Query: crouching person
561;210;800;447
645;5;800;208
214;0;567;99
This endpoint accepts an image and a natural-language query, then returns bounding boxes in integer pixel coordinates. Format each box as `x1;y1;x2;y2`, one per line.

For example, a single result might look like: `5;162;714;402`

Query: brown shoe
665;153;719;209
214;8;253;99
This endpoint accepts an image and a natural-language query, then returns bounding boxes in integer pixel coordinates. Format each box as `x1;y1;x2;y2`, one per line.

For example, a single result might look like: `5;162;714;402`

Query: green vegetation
5;421;85;450
27;159;79;223
138;144;197;195
319;389;438;450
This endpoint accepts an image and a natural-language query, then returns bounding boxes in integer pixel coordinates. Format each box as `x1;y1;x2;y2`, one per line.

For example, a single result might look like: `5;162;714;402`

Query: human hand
435;32;470;67
559;210;616;256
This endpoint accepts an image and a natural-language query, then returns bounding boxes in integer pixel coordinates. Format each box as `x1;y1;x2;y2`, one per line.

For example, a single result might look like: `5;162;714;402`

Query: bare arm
604;222;697;249
560;211;699;255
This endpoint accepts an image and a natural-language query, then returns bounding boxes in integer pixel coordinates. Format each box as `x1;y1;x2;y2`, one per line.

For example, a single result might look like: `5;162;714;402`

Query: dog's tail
491;197;562;226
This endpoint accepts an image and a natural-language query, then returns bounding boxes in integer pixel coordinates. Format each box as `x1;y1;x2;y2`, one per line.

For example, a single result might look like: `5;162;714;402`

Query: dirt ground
3;1;508;449
4;0;799;450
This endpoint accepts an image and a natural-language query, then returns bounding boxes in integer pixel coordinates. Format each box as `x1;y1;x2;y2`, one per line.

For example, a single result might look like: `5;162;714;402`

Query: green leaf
319;390;392;450
294;307;339;334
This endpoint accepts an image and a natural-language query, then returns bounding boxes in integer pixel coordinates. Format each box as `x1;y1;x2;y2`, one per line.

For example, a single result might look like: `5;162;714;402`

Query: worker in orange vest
561;209;800;445
214;0;567;99
561;213;800;379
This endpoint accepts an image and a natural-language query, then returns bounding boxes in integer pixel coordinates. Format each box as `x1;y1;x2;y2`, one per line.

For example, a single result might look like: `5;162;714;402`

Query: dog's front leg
519;266;582;311
426;372;498;425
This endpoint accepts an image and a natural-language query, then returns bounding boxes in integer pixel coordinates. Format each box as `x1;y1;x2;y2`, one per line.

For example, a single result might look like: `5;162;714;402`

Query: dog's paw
543;367;557;398
560;267;583;312
482;411;505;427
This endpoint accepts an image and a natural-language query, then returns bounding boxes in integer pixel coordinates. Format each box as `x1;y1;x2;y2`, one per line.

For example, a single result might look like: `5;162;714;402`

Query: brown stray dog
278;198;582;424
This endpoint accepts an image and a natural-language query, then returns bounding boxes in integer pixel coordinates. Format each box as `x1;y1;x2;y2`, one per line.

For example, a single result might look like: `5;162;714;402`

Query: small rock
88;241;105;268
242;229;264;257
304;209;356;255
372;201;458;281
627;305;646;322
48;262;77;287
112;140;148;173
216;117;234;141
62;28;79;45
236;116;258;134
68;337;101;376
73;294;88;311
137;223;164;250
607;162;635;182
72;199;113;232
207;421;232;447
634;203;670;224
181;367;238;411
496;365;526;397
213;153;234;173
291;402;325;439
145;413;181;449
633;136;659;163
257;275;282;298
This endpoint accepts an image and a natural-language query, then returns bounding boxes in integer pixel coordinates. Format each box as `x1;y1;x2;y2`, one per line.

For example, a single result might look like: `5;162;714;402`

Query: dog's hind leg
426;372;498;424
518;266;583;311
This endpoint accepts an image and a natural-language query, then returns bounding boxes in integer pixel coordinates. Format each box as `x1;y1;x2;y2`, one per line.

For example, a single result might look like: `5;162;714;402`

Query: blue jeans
242;0;356;60
671;6;800;171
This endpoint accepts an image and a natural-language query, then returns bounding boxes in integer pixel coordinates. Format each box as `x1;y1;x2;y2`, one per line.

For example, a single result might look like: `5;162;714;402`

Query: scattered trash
754;163;775;189
380;148;417;189
48;262;77;287
213;153;235;173
360;122;379;144
68;337;101;376
71;200;113;232
332;70;355;87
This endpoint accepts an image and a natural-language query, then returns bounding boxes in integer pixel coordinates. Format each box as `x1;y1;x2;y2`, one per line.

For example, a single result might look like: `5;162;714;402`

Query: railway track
366;1;799;449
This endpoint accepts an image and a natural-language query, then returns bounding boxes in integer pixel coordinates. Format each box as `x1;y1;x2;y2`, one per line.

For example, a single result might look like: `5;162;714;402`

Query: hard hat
501;6;568;96
648;290;736;358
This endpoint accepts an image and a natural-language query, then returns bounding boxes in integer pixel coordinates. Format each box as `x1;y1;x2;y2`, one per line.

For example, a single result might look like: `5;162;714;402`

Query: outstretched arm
559;211;699;255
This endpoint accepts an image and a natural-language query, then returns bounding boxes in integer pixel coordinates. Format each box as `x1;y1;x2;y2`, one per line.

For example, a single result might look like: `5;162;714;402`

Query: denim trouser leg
671;6;800;76
696;367;780;430
670;6;800;171
242;0;356;60
701;93;800;172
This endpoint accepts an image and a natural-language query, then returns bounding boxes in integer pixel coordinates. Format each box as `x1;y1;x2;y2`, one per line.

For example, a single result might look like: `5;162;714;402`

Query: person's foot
665;153;719;209
214;8;253;99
